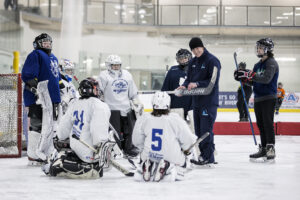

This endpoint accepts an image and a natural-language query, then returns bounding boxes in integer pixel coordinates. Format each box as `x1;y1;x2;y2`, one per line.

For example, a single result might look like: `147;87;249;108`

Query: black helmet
238;62;246;70
33;33;52;55
78;77;99;98
176;49;192;67
256;38;274;57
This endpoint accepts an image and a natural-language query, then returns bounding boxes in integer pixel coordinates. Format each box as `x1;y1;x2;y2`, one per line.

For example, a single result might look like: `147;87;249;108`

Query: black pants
275;98;283;112
254;99;276;147
109;110;136;154
236;86;252;119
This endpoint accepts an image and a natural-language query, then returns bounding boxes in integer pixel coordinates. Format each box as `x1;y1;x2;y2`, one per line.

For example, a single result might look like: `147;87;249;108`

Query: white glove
132;98;144;116
174;88;184;97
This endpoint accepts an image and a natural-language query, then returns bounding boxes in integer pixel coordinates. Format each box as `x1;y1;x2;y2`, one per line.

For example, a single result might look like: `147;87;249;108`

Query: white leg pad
27;131;40;160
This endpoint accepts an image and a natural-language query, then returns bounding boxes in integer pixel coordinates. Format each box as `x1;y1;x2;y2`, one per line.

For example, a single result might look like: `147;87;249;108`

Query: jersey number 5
73;110;84;130
151;129;163;151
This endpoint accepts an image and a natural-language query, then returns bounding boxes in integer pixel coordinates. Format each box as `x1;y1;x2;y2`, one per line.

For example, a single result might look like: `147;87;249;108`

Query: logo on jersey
50;59;59;78
179;77;186;86
112;79;128;94
256;68;264;76
192;65;196;68
202;109;208;116
201;64;205;69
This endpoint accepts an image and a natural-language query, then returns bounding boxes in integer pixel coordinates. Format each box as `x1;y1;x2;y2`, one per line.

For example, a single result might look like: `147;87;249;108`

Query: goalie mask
33;33;52;55
105;55;122;76
152;91;171;110
256;38;274;58
176;49;192;67
78;77;99;98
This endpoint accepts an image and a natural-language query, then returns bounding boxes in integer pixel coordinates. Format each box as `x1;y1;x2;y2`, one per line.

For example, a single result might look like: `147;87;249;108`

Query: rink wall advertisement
218;92;300;108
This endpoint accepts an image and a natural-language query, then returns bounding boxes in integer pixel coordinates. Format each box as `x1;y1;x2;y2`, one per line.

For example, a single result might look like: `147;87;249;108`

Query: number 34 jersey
132;112;196;166
57;97;111;163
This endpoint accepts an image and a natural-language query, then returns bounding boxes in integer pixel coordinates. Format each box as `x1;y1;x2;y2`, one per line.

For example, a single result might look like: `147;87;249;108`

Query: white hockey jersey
98;70;138;116
132;112;197;166
60;79;79;105
57;97;111;163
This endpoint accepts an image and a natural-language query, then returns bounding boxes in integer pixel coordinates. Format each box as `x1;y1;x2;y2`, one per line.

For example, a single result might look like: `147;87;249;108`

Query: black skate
153;159;170;182
249;145;266;159
190;156;216;168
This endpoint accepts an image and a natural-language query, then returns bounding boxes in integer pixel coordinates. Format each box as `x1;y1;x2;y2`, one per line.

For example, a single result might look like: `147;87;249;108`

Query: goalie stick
234;51;257;145
71;134;134;177
184;132;210;154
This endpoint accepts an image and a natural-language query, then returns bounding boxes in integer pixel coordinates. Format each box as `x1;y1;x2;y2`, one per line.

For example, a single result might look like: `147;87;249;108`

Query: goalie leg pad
49;150;103;179
27;131;40;160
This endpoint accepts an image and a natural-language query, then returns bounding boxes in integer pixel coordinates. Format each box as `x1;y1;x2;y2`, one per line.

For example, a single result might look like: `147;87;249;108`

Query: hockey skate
266;144;276;160
249;144;275;163
142;159;154;182
153;159;170;182
190;156;216;168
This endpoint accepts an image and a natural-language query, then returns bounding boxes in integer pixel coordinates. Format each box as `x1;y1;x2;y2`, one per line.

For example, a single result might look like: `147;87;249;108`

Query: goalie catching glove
234;69;256;81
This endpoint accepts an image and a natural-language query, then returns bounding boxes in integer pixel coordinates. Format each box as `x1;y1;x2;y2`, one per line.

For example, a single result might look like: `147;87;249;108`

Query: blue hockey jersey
161;65;192;113
22;49;61;106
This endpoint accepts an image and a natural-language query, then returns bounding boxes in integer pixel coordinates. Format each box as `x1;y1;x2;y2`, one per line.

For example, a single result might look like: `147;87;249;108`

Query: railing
16;0;300;27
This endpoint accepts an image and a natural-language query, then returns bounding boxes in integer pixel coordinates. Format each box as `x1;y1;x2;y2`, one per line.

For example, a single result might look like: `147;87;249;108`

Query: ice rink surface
0;112;299;200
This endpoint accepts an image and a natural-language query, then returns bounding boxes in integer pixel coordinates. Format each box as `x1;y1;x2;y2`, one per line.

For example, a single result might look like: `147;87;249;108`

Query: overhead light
206;8;216;13
276;16;288;19
125;66;131;69
283;12;293;16
138;9;146;14
225;7;232;10
100;63;105;67
276;57;296;62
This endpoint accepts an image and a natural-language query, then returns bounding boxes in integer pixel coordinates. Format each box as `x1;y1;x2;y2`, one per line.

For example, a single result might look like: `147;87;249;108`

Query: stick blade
125;172;135;177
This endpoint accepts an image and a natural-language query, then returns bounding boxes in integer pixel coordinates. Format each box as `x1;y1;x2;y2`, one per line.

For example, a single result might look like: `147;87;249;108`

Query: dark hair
151;109;169;117
267;51;274;58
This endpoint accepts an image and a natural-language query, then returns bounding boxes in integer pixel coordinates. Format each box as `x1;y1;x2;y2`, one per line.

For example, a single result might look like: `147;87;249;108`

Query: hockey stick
184;132;210;154
234;51;257;145
138;90;175;94
71;134;134;177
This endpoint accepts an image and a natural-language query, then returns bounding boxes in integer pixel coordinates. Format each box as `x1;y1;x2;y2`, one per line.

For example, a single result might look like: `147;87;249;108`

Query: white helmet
105;54;122;71
61;59;74;73
152;91;171;110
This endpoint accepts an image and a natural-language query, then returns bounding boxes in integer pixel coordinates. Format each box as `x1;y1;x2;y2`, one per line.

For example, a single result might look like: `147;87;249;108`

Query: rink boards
214;122;300;135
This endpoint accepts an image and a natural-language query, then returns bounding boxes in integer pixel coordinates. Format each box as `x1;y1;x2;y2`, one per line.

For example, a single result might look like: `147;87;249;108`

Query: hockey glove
237;69;256;81
25;78;38;95
132;98;144;116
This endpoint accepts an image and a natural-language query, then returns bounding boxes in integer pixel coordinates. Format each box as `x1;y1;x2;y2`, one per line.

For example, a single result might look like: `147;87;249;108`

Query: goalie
132;91;197;182
43;78;112;179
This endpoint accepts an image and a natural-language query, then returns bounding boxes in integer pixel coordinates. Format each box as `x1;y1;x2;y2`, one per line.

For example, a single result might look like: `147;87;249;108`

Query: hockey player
132;91;197;182
98;54;143;157
59;59;79;114
161;49;193;121
21;33;63;164
235;62;253;122
275;82;285;115
176;37;221;166
235;38;278;160
44;78;111;178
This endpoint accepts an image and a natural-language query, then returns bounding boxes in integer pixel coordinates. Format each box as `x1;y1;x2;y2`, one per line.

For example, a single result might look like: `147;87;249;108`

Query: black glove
59;81;65;89
25;78;38;94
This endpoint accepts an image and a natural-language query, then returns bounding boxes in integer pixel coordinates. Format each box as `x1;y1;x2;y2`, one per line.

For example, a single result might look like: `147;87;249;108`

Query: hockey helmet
256;38;274;57
238;62;246;70
33;33;52;55
176;49;192;67
105;54;122;71
78;77;99;98
61;59;75;75
152;91;171;110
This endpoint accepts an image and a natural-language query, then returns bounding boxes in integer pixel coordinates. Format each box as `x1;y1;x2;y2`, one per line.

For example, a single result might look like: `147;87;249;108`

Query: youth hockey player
161;48;193;121
21;33;63;164
132;91;197;182
235;38;278;160
176;37;221;166
43;78;111;178
98;54;143;158
275;82;285;115
235;62;253;122
59;59;79;114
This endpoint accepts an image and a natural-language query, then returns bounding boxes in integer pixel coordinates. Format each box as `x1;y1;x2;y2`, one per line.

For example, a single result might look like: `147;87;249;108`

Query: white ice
0;113;300;200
